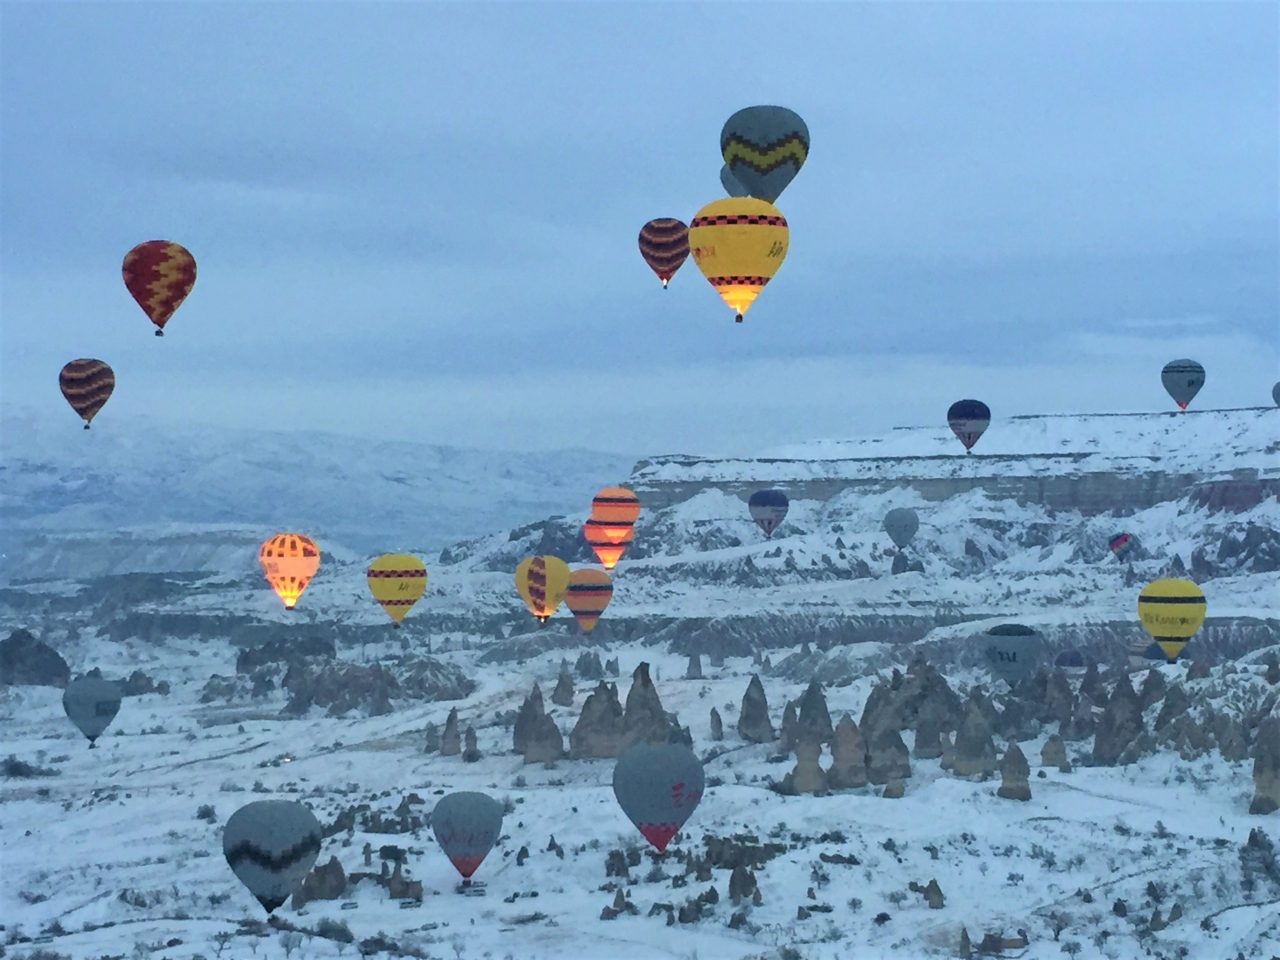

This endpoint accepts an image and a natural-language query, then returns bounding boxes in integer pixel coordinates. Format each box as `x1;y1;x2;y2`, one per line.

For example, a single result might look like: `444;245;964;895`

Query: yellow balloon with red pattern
514;555;571;623
366;553;428;625
687;198;788;322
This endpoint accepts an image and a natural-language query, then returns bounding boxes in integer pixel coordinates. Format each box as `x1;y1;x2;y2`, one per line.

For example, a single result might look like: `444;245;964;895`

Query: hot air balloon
432;792;504;884
584;519;631;569
259;534;321;610
1108;532;1136;562
747;489;789;538
638;219;690;288
687;197;789;322
720;164;749;197
590;486;641;541
62;676;122;746
122;240;196;336
564;568;613;632
59;359;115;429
612;742;705;853
515;555;571;623
1271;382;1279;407
1161;359;1205;410
366;553;427;626
883;508;920;550
720;106;810;203
223;800;322;913
982;624;1042;685
947;399;990;453
1137;578;1206;662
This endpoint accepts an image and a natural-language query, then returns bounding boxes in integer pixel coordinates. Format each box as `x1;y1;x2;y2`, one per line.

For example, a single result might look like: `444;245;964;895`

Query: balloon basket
154;329;164;337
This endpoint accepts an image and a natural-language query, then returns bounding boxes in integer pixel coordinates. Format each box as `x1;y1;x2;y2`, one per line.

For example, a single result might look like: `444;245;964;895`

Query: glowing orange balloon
259;533;321;609
590;486;640;543
584;519;632;570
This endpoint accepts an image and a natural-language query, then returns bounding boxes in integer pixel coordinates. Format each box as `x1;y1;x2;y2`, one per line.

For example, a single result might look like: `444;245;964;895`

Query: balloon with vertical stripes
515;555;571;623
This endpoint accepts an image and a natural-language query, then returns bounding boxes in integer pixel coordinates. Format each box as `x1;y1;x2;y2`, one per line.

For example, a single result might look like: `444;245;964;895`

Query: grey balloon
1272;382;1279;407
432;791;503;879
720;105;810;203
981;624;1043;685
62;676;121;745
1161;359;1205;409
883;508;920;549
720;164;749;197
223;800;322;913
612;742;705;852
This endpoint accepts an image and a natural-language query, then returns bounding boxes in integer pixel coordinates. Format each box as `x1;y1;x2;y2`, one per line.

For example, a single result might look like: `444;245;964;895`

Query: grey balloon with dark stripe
612;743;705;852
1272;382;1279;407
62;676;122;744
883;508;920;549
720;105;810;203
1161;359;1205;409
981;624;1042;684
720;164;749;197
432;791;504;879
223;800;323;912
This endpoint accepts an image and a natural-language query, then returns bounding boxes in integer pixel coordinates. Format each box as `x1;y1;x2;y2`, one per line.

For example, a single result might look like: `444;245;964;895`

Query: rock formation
796;680;834;746
524;714;565;765
569;681;626;759
1154;684;1190;732
997;742;1031;801
952;699;997;778
780;701;800;752
1186;658;1211;681
423;722;440;753
462;725;481;762
551;667;575;708
604;656;620;677
827;714;868;789
1040;733;1069;771
738;674;775;743
1079;661;1103;702
440;707;461;756
781;739;827;795
685;653;703;680
0;629;69;687
866;725;911;785
514;683;544;754
1092;673;1144;765
292;856;346;908
1140;669;1167;710
1061;692;1098;742
913;712;944;759
1249;716;1280;815
576;650;604;681
622;662;674;748
882;778;905;798
1039;669;1075;726
710;707;724;741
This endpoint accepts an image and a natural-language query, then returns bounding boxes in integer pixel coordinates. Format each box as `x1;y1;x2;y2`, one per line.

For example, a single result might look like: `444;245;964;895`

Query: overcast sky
2;2;1276;456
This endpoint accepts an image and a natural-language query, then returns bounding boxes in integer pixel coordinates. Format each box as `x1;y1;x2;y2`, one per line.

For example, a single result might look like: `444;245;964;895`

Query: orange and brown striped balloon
590;486;640;543
122;240;197;336
59;359;115;429
638;219;690;288
584;519;632;570
564;568;613;632
259;533;321;610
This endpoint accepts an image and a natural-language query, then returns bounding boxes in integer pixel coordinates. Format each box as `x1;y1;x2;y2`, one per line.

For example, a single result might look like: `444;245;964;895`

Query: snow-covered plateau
2;405;1279;960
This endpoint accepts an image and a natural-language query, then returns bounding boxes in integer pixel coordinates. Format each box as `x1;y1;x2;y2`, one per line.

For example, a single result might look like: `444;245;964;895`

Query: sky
1;2;1276;457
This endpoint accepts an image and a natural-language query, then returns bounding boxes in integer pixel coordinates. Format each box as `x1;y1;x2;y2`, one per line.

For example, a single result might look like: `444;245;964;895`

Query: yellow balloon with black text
687;197;789;322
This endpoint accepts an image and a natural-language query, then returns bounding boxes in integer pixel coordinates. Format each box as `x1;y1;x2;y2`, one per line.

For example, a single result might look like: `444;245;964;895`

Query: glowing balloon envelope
432;791;504;880
564;568;613;632
59;359;115;429
584;519;632;570
720;164;749;197
1108;532;1136;561
687;197;789;322
259;534;321;610
366;553;427;626
947;399;990;452
590;487;641;541
122;240;196;336
720;105;810;203
1161;359;1204;410
62;676;122;745
1137;578;1206;662
515;555;572;622
638;219;690;288
612;742;705;852
223;800;322;913
982;624;1042;684
747;489;789;538
883;508;920;550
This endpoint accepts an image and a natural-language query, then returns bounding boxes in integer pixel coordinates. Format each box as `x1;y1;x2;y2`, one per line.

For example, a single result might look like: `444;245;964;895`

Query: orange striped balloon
259;533;321;609
590;486;640;543
564;568;613;632
584;519;632;570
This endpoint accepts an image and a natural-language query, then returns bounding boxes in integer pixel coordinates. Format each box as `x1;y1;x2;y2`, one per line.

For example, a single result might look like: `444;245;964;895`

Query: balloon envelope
947;399;990;452
1108;532;1136;561
515;555;572;621
259;534;320;609
687;197;789;322
1137;577;1206;661
584;520;631;570
1161;359;1205;410
982;624;1042;684
62;676;122;743
612;742;705;852
747;489;789;538
122;240;196;335
432;792;504;879
883;508;920;549
720;164;749;197
223;800;322;913
564;568;613;632
590;487;641;542
720;105;810;203
1272;382;1279;407
638;219;689;288
59;359;115;428
366;553;427;624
